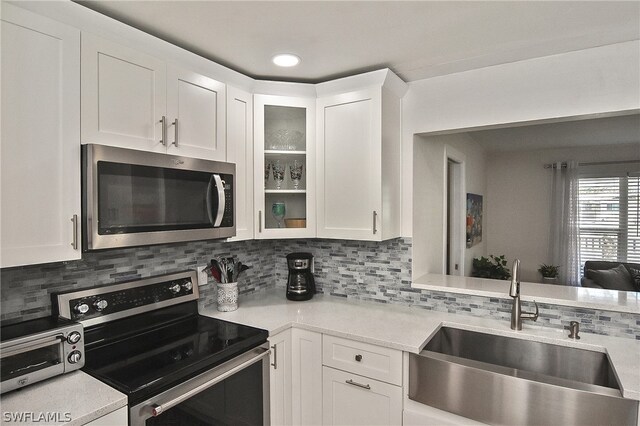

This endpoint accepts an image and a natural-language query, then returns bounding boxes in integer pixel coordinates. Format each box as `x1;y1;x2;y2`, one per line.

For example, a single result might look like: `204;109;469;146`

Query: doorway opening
446;158;464;276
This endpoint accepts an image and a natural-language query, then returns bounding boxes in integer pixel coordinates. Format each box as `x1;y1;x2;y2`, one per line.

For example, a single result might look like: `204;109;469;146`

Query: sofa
581;261;640;292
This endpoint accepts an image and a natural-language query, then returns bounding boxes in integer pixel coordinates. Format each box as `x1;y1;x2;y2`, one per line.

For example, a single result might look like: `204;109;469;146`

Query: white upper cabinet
226;86;254;241
82;34;226;160
1;4;81;267
166;65;226;161
81;33;167;152
254;95;316;239
316;71;406;241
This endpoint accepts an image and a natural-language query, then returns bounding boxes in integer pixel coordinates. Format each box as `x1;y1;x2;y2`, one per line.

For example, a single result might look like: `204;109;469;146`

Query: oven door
130;344;270;426
1;335;65;394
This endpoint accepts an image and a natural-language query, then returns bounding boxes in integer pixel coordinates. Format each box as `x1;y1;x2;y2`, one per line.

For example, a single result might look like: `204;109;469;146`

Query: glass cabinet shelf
265;150;306;155
265;189;306;194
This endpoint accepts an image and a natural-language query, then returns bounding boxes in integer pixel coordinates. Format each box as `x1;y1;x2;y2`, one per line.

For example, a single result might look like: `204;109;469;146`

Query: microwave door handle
212;174;225;228
206;175;215;226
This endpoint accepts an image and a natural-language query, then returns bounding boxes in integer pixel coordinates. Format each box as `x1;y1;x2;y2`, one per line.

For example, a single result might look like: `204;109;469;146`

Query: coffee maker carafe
286;252;315;301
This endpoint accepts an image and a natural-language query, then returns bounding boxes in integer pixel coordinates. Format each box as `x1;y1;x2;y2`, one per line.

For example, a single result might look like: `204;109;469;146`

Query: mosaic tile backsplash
2;237;639;340
1;239;276;324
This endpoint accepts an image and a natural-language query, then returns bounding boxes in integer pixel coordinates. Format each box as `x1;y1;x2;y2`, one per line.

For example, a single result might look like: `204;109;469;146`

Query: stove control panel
54;271;199;326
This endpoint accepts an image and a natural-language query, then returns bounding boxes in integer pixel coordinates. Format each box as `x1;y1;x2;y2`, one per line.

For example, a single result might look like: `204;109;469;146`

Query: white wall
485;143;640;283
403;40;640;237
413;133;487;278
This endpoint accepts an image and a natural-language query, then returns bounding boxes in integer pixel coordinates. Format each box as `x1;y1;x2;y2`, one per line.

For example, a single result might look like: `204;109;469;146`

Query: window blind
578;174;639;266
628;176;639;263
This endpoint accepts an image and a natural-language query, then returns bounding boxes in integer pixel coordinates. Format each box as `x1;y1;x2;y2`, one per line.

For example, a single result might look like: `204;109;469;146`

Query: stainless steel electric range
53;271;269;426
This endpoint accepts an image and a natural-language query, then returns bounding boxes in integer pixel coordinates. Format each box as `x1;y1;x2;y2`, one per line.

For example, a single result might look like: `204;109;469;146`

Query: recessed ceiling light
272;53;300;67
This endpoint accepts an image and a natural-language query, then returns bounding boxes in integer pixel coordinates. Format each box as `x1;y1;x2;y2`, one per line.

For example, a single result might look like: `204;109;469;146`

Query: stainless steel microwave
82;144;235;251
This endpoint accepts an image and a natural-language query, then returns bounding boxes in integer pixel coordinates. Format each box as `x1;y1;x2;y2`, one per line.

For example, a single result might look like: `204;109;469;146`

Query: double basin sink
409;327;638;425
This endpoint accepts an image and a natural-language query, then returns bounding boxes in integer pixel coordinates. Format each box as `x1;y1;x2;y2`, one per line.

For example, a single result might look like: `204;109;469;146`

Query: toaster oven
0;317;84;394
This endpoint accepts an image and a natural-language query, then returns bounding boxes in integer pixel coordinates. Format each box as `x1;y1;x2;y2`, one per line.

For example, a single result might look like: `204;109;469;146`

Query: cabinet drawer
323;366;402;426
322;335;402;386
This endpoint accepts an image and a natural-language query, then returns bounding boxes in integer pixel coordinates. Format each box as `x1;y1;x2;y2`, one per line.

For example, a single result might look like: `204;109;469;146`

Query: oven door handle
0;335;64;358
149;346;269;417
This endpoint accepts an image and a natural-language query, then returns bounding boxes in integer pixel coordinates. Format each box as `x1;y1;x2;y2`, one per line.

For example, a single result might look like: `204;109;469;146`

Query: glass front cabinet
254;95;315;239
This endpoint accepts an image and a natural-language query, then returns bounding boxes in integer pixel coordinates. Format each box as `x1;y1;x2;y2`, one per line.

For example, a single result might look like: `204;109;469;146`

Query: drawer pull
346;379;370;390
355;354;362;362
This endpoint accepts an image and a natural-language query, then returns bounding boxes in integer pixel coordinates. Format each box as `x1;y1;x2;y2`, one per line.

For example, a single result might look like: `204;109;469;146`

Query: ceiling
75;1;640;83
466;114;640;152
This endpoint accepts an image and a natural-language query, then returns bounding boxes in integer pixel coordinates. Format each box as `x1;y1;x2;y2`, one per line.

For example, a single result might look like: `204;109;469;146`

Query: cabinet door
226;86;254;241
166;66;226;161
322;367;402;426
1;4;81;267
254;95;316;239
269;329;292;426
317;89;382;240
81;33;166;152
292;329;322;425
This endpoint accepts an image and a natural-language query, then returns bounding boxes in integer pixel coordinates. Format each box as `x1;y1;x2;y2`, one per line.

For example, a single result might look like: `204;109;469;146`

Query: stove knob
73;303;89;315
68;350;82;364
93;299;108;311
182;280;193;291
67;331;82;344
169;283;181;294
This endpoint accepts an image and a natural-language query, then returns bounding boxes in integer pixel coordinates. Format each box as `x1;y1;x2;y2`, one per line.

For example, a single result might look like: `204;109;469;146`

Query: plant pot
541;277;559;285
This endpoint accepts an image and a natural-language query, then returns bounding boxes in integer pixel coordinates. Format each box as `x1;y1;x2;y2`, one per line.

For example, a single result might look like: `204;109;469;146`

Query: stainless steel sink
409;327;638;426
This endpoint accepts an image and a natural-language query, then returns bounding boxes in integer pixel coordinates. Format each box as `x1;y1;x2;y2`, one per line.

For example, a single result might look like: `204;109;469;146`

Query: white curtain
549;161;580;286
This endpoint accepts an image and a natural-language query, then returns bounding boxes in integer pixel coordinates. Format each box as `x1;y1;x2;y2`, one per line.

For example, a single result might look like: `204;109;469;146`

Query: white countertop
0;371;127;426
413;273;640;314
202;289;640;401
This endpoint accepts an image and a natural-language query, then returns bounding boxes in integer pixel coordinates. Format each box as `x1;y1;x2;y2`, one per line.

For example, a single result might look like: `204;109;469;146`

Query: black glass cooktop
82;302;267;405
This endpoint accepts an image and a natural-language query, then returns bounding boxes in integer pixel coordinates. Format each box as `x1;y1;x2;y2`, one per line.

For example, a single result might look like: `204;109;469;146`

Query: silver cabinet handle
259;210;262;233
171;118;179;147
159;116;167;145
346;379;370;390
373;211;378;234
70;215;78;250
270;344;277;369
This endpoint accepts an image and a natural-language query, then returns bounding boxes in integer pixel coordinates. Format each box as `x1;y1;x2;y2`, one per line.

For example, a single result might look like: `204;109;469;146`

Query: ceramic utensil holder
217;282;238;312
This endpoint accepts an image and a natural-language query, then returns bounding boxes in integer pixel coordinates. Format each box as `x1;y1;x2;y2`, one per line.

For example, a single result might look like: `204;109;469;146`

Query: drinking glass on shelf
272;202;286;228
264;162;271;186
289;160;303;189
272;160;285;189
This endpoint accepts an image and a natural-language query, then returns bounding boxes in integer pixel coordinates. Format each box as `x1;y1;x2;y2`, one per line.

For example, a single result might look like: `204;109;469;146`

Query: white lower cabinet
322;367;402;426
83;407;127;425
270;329;293;426
270;329;402;426
291;329;323;425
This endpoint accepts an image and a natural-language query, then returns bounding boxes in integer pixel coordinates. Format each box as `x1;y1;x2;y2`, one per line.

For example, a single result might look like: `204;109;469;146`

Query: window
578;168;640;270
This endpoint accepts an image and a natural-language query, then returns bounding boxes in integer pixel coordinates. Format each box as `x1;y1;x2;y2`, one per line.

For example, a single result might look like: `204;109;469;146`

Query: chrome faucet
509;259;539;330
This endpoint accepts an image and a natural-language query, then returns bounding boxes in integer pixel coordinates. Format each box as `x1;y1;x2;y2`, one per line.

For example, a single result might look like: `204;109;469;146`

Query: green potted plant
472;255;511;280
538;264;560;284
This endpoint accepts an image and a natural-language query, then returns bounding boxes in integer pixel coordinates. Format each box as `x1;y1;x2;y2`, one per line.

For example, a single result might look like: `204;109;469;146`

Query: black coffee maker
286;252;316;301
